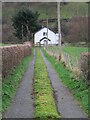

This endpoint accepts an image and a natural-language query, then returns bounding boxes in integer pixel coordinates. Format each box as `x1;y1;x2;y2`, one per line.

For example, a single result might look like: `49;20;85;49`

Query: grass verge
42;48;88;114
0;44;8;46
34;48;60;119
2;49;33;113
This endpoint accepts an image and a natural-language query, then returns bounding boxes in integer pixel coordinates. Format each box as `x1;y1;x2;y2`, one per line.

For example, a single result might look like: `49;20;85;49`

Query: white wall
34;27;59;46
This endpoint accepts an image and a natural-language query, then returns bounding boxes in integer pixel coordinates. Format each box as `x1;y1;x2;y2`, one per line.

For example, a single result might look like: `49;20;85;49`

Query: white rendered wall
34;27;58;45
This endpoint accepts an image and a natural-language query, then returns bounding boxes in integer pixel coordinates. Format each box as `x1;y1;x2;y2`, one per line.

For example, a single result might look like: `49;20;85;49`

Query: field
48;46;88;67
0;44;8;46
60;2;88;19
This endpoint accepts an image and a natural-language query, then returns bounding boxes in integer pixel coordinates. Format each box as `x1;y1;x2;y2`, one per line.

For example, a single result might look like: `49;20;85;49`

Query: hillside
2;2;88;23
2;2;88;43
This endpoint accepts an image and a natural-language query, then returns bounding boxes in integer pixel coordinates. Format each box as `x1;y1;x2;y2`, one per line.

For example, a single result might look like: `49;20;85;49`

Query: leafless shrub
2;44;32;78
80;52;90;83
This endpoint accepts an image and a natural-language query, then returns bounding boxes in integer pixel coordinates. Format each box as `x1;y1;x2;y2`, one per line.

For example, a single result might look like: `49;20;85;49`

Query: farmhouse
34;27;59;46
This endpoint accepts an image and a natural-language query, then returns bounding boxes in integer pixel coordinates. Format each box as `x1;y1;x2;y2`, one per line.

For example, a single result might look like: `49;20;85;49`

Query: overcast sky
0;0;89;2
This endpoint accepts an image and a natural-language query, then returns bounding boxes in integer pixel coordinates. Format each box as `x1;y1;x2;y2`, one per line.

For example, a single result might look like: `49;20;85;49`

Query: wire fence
62;51;79;69
45;47;80;70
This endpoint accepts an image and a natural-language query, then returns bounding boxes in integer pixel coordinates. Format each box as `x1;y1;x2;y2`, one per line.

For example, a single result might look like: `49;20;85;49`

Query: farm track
3;49;35;118
2;48;88;118
40;49;87;118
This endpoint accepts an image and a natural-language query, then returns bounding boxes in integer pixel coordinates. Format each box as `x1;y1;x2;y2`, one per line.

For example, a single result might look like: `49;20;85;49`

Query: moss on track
34;48;60;119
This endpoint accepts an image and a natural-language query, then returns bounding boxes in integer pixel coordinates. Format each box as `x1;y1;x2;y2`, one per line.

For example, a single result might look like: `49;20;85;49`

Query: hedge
1;44;32;78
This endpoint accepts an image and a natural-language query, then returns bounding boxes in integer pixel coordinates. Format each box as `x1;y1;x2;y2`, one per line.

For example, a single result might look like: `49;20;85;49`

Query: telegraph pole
57;2;61;61
47;15;48;49
46;4;48;49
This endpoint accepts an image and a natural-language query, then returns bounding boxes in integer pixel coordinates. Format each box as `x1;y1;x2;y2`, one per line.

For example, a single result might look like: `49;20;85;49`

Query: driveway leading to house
3;49;35;118
2;48;88;119
40;49;87;118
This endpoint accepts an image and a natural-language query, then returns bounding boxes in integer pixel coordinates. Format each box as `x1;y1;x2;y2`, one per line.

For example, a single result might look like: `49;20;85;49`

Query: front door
44;40;47;46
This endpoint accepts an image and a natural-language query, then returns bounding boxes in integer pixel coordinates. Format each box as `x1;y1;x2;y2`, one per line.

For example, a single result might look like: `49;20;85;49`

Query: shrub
69;17;88;44
63;17;88;44
1;43;32;78
80;52;90;83
2;24;18;44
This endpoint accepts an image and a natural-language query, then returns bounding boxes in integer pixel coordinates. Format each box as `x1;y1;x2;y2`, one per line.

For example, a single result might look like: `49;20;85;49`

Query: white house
34;27;59;46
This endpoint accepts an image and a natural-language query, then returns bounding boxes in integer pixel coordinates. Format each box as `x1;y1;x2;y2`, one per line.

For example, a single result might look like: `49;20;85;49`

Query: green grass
48;46;88;67
34;48;60;119
42;48;88;114
2;49;33;113
0;44;8;46
61;2;88;19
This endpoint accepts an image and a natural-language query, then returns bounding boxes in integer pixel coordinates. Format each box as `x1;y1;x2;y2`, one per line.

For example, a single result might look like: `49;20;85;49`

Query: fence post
64;52;66;63
53;51;54;57
72;56;74;69
62;52;63;61
68;54;71;69
63;52;65;61
53;50;54;57
65;52;68;65
76;56;79;67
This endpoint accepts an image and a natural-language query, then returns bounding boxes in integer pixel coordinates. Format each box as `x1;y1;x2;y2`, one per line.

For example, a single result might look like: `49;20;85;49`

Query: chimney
42;20;47;28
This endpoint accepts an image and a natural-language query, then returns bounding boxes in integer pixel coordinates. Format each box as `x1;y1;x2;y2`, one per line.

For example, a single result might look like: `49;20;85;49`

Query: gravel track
2;48;88;119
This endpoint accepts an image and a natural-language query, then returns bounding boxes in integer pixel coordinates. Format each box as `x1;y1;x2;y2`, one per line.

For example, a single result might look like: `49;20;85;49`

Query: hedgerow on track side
1;44;32;78
34;48;60;119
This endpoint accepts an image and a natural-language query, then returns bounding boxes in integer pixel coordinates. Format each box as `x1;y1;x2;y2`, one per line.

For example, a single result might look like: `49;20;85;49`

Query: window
43;32;45;36
43;32;47;36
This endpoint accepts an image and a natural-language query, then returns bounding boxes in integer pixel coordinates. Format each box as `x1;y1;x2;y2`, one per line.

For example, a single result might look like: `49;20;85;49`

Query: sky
0;0;89;2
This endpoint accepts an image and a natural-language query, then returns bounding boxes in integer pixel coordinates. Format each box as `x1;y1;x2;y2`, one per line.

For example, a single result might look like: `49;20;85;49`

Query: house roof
40;37;51;42
34;27;55;35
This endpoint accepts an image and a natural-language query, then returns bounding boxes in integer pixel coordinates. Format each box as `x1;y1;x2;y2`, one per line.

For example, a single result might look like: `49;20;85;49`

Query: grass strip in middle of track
34;48;60;119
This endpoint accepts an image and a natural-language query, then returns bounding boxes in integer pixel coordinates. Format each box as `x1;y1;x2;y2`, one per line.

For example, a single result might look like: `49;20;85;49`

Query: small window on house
43;32;47;36
43;32;46;36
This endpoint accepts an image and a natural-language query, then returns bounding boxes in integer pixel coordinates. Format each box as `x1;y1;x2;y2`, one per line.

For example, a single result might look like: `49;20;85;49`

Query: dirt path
40;49;87;118
3;49;35;118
